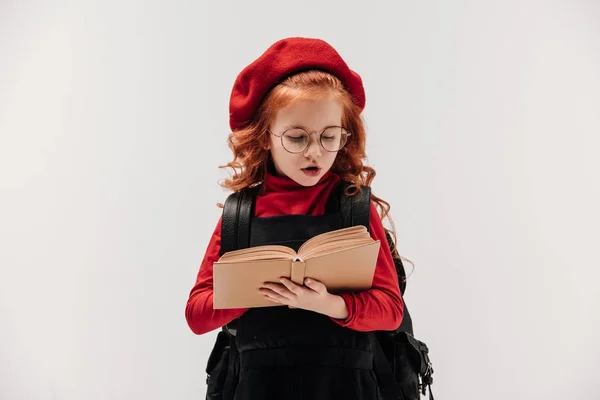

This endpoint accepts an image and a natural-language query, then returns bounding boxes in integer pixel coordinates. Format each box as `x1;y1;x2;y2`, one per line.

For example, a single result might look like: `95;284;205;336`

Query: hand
259;277;348;319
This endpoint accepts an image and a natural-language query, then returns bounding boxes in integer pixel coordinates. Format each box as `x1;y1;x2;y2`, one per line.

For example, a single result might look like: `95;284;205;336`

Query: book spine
290;261;306;285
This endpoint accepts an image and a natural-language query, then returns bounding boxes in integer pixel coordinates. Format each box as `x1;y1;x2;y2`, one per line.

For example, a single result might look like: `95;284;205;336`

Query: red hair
218;70;406;263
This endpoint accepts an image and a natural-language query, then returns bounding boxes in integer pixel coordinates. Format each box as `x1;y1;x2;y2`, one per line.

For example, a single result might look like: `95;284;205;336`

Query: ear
262;130;271;150
262;136;272;150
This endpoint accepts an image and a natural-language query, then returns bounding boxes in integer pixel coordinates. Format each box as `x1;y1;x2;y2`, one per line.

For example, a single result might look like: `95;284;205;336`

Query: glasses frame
268;125;352;154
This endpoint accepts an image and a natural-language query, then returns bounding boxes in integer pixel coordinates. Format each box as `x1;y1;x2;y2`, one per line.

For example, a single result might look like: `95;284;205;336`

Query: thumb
304;278;326;293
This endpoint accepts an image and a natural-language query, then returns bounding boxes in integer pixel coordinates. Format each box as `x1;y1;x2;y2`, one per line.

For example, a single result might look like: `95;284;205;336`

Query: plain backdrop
1;1;599;399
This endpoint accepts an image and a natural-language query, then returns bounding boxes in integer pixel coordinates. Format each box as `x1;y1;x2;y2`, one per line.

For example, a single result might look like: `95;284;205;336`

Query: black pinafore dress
224;195;381;400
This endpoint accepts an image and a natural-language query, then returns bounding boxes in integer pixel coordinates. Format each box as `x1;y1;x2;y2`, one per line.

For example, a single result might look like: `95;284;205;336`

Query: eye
283;129;308;141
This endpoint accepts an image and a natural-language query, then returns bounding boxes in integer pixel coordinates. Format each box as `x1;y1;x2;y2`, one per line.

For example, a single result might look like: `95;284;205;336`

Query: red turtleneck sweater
185;170;404;334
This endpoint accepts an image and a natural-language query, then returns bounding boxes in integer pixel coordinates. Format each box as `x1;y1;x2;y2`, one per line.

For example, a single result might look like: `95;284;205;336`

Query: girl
186;37;404;400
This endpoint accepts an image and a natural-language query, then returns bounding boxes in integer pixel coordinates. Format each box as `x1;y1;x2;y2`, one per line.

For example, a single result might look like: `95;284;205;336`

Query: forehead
271;95;343;131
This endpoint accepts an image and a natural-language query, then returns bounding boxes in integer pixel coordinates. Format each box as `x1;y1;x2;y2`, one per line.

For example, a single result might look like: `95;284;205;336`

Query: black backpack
204;182;435;400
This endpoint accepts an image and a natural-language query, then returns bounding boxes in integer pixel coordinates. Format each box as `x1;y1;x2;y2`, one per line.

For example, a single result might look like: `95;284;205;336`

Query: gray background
1;0;599;399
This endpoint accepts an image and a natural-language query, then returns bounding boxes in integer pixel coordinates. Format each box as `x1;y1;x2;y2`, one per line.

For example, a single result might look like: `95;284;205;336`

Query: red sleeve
185;217;248;335
330;201;404;331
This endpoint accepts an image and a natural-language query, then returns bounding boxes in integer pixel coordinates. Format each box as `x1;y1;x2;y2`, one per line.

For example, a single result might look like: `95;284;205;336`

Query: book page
297;226;371;260
301;238;374;259
219;245;297;262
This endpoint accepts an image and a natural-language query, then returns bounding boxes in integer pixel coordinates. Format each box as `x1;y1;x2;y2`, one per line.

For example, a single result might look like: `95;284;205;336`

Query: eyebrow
281;124;340;130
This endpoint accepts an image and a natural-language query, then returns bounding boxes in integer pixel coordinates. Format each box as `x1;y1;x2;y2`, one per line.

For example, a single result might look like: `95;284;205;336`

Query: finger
303;278;326;293
279;277;303;295
261;283;293;298
260;288;288;303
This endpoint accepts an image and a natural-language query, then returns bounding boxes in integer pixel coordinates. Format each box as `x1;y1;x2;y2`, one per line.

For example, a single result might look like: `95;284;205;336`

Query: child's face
268;94;343;187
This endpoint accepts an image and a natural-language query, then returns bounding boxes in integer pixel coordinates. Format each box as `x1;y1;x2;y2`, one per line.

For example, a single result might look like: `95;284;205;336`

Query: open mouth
301;166;321;176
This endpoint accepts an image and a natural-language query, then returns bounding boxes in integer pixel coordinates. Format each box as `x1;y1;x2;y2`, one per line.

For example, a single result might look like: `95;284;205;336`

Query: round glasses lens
282;129;309;153
320;126;348;152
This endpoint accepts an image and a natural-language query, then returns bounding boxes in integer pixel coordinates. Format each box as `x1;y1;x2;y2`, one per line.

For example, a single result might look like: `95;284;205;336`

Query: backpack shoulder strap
220;186;259;257
340;182;410;296
339;181;371;232
220;185;259;334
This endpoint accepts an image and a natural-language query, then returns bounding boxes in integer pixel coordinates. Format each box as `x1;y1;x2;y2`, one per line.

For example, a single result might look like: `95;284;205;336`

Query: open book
213;226;380;309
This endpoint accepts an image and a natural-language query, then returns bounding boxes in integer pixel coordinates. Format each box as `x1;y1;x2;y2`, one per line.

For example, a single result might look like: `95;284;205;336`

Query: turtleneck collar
262;161;339;194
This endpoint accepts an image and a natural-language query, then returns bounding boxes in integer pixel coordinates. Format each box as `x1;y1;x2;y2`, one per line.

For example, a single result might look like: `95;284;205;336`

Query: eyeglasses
268;126;351;154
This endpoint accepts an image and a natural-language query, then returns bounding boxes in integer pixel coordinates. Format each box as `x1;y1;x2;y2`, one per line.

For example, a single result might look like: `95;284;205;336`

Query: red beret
228;37;366;131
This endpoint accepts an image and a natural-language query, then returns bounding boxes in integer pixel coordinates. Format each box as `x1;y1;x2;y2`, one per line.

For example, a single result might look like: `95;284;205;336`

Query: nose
303;134;322;159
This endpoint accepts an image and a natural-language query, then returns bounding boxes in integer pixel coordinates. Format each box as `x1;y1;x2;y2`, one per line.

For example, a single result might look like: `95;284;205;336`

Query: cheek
324;152;338;166
269;147;294;172
270;145;287;163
